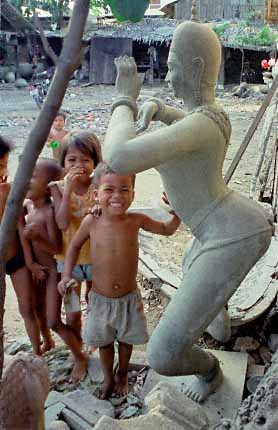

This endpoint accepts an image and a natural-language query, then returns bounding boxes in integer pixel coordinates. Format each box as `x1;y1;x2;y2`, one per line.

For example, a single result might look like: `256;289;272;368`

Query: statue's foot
205;307;231;342
70;354;88;383
182;356;223;403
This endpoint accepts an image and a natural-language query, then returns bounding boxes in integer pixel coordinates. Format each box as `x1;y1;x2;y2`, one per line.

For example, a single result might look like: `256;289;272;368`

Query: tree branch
0;0;90;379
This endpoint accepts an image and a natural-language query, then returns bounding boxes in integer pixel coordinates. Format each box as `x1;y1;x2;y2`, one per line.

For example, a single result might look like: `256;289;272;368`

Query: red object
261;59;269;69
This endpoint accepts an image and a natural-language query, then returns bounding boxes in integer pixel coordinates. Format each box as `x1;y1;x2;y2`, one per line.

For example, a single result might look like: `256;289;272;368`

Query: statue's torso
156;106;272;242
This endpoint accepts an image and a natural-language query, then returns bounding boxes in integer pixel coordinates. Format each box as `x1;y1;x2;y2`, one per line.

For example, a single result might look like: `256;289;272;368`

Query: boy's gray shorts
84;288;149;347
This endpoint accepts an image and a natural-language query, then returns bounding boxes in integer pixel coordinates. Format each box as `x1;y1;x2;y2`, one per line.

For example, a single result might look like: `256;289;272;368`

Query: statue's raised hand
115;56;141;101
137;101;159;133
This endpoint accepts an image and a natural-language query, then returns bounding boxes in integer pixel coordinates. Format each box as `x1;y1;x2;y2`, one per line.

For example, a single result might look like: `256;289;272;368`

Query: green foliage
9;0;149;23
8;0;70;25
213;23;230;39
106;0;150;23
235;25;276;47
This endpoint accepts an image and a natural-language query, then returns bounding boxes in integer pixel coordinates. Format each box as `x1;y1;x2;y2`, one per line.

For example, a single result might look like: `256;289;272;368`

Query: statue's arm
137;99;185;132
158;104;186;125
104;110;216;174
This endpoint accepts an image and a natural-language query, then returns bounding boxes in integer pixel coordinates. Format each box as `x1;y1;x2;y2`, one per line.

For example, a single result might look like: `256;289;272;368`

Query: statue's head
167;21;221;103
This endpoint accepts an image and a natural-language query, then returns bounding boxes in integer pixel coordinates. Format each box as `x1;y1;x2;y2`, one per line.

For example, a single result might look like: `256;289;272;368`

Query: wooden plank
225;73;278;184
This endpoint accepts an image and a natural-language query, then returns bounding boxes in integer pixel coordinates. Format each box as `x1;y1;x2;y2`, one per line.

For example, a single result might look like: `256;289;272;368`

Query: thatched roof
1;0;34;32
45;18;179;45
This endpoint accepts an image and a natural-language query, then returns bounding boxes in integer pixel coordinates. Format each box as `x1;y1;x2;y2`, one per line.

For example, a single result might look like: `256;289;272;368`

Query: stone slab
140;349;248;426
61;408;94;430
61;389;114;426
45;402;66;427
95;416;123;429
45;391;64;408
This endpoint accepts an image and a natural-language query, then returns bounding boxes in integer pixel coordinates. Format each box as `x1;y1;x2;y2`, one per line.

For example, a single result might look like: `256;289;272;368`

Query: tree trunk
0;0;90;380
34;13;58;66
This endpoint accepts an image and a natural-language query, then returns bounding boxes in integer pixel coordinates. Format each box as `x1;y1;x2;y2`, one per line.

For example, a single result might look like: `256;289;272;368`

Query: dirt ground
0;82;270;345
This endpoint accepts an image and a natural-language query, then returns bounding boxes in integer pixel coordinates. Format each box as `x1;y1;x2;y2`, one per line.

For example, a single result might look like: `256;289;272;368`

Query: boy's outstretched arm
139;212;181;236
58;214;92;295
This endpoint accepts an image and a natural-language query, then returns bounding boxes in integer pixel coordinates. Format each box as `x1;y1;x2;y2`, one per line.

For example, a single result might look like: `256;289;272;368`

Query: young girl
50;130;102;379
46;112;69;161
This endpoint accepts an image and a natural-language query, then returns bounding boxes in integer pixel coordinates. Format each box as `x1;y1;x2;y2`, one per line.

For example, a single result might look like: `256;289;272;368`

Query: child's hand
28;262;48;282
58;277;71;296
90;203;102;218
64;167;88;193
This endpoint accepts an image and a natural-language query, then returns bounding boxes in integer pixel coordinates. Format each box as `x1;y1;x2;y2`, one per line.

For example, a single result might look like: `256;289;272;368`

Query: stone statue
103;9;273;402
0;353;50;430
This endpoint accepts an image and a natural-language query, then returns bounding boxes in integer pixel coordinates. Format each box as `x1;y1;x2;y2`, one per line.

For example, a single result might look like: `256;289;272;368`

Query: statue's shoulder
188;104;231;144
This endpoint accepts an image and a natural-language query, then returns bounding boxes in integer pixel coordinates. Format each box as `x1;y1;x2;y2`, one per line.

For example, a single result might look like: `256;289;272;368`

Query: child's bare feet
114;370;129;397
70;354;88;382
99;378;115;400
41;338;55;354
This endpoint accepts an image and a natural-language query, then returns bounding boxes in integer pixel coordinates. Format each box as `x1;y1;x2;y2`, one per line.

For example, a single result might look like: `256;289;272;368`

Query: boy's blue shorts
56;261;92;281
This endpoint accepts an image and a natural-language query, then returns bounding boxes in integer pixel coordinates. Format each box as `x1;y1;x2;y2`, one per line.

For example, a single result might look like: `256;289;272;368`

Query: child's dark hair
56;111;66;121
36;159;63;183
60;130;102;167
0;135;13;159
93;162;136;189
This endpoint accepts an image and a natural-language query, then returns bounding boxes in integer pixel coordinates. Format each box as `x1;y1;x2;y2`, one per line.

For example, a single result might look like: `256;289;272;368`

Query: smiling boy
58;162;180;399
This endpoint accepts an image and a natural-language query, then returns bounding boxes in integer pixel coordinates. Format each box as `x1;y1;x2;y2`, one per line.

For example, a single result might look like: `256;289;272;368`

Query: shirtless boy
47;112;68;161
22;159;63;353
23;159;88;379
58;162;180;399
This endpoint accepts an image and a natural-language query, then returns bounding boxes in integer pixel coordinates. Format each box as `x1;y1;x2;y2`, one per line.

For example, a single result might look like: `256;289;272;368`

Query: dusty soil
0;82;269;346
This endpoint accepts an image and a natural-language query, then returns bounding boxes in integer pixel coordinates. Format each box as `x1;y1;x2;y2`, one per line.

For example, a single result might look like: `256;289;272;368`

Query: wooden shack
176;0;265;21
88;18;177;84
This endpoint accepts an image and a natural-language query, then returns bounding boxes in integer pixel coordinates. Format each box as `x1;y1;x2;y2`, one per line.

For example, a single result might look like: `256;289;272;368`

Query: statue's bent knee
147;332;192;375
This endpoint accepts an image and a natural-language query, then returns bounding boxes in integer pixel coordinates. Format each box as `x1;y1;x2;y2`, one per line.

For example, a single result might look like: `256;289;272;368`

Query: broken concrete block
61;408;94;430
45;402;66;427
95;416;123;429
46;421;70;430
140;349;248;426
145;382;209;430
45;391;64;408
61;389;114;426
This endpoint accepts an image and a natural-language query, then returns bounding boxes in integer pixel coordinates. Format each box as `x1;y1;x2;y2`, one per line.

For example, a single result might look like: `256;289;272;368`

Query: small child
58;162;181;399
47;112;69;161
22;159;63;353
50;130;102;380
0;135;42;355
